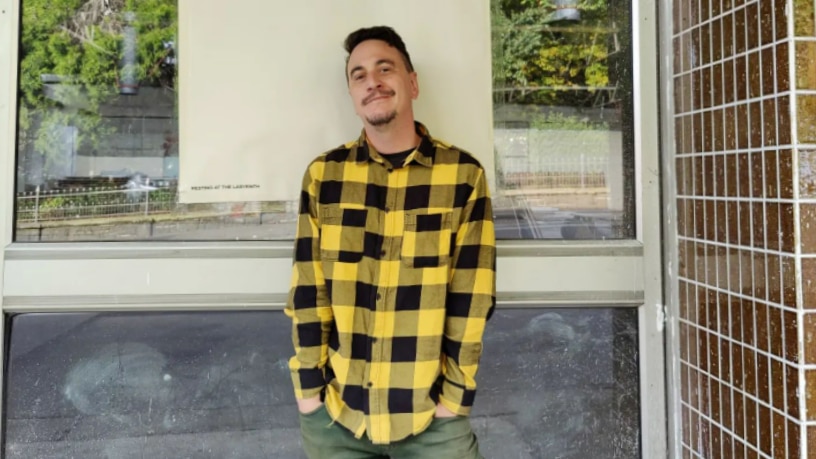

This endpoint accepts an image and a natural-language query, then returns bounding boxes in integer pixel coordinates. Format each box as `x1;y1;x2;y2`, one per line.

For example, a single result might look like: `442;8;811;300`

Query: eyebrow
348;58;397;78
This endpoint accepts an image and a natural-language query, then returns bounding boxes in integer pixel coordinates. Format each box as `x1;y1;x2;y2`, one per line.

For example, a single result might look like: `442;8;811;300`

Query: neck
364;117;419;154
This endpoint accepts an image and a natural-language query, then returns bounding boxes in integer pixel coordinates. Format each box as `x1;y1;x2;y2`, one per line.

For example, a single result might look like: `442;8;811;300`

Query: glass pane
14;1;634;242
5;308;639;458
474;308;640;458
13;1;295;242
4;312;303;458
491;0;635;239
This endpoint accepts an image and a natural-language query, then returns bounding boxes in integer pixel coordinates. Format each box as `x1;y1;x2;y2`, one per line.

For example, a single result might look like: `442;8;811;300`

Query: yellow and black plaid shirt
285;122;496;444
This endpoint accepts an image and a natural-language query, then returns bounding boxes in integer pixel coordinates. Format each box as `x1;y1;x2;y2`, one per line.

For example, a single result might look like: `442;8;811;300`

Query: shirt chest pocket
401;211;453;268
320;206;368;263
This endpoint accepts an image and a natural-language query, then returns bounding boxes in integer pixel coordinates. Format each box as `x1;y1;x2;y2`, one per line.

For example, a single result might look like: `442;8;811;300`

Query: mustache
363;89;396;106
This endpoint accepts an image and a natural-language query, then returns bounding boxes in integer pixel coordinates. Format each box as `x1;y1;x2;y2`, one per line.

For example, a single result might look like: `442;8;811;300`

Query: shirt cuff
438;378;477;416
291;368;326;400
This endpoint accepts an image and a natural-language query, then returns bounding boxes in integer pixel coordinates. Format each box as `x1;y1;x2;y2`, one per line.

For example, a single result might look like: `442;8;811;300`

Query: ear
410;72;419;100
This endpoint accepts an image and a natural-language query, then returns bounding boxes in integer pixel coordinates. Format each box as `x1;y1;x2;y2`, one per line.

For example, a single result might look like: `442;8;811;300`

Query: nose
366;73;382;91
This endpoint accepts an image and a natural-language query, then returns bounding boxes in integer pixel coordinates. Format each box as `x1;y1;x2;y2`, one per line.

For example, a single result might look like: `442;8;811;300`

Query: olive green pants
299;405;484;459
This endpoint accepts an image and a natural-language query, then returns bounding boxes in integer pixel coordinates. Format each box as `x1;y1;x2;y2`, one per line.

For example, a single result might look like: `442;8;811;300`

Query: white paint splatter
656;303;665;332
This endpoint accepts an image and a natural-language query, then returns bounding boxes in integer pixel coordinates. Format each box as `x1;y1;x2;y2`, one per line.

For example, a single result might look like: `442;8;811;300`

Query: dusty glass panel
4;308;639;458
476;308;640;457
491;0;635;239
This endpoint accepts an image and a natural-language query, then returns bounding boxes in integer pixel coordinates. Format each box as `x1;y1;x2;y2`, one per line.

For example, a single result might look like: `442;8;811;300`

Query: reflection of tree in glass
492;0;625;108
18;0;176;182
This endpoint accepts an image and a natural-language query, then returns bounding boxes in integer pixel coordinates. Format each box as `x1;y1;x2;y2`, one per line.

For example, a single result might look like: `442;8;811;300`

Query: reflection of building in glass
493;105;621;194
492;105;625;239
17;87;178;191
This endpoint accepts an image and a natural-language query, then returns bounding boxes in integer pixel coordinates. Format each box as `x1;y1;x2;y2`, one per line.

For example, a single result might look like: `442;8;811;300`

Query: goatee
366;110;397;127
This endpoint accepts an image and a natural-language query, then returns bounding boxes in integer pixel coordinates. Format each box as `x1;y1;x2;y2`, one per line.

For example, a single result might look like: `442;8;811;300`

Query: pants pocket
298;403;327;418
395;416;482;458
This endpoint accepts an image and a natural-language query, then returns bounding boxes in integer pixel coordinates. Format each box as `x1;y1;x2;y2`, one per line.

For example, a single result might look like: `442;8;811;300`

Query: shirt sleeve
284;162;334;400
438;167;497;416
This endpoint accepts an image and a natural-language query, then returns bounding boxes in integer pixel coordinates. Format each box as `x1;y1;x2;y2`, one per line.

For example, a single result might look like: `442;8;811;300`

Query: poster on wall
178;0;493;204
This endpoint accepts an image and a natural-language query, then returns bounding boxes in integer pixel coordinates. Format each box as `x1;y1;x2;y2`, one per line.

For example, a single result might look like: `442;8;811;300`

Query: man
285;26;496;458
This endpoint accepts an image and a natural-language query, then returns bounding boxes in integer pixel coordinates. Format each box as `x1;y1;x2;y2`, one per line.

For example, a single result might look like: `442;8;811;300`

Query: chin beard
366;110;397;127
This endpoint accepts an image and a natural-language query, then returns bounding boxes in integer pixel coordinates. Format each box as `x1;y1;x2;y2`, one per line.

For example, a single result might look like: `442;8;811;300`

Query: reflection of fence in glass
16;185;177;223
494;127;619;194
500;155;607;190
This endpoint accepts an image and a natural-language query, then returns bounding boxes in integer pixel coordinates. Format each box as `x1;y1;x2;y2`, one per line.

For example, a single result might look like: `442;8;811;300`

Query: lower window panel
4;308;639;458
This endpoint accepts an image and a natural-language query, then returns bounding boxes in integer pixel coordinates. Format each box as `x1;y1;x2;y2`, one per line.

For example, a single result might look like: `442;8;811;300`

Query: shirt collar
351;121;435;168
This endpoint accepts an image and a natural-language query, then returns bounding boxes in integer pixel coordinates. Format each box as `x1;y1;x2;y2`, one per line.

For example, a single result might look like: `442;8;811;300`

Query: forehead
347;39;403;71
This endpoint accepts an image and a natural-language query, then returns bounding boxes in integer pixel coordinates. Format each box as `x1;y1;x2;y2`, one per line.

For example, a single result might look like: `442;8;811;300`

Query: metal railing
16;155;608;225
499;155;608;190
16;184;178;223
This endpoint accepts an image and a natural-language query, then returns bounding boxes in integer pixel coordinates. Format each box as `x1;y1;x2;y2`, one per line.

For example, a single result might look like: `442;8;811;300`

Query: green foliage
17;0;176;174
492;0;621;107
37;195;67;210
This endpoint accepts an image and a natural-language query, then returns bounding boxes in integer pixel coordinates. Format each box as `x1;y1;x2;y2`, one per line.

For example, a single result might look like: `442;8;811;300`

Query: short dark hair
344;26;414;73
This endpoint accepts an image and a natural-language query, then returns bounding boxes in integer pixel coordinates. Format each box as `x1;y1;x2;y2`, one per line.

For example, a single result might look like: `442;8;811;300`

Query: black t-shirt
382;148;414;168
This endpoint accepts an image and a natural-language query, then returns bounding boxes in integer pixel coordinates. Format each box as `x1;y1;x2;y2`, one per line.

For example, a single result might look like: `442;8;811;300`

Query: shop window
490;0;635;239
14;0;634;241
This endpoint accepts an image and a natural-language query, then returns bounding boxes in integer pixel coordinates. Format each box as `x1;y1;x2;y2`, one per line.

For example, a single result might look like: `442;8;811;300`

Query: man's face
347;39;419;128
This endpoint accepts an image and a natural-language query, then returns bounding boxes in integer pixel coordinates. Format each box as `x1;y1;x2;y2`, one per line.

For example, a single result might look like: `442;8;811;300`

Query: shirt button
385;207;391;212
376;293;382;300
380;250;386;258
371;337;378;343
367;382;374;387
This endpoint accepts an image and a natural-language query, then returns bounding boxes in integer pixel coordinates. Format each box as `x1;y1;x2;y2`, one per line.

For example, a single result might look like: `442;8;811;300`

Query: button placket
367;165;402;428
